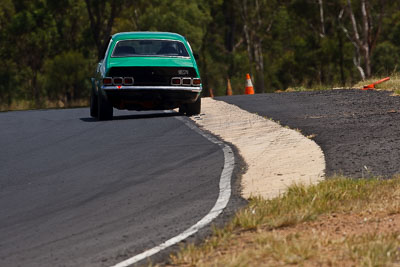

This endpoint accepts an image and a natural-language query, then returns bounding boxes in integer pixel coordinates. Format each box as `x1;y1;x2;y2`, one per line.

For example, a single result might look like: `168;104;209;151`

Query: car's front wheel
97;91;113;121
185;96;201;116
90;88;98;118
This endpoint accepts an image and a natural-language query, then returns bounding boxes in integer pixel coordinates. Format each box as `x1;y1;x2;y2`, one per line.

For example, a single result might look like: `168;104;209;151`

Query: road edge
110;116;236;267
191;97;326;199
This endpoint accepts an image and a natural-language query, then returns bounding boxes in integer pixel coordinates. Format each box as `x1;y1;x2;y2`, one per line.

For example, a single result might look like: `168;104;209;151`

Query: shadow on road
80;111;182;122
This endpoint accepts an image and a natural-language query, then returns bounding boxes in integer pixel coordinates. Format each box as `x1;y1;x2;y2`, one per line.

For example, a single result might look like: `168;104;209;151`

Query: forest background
0;0;399;109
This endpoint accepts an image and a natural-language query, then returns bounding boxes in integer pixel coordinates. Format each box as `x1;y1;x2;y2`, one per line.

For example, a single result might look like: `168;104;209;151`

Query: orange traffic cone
226;78;233;96
363;84;375;90
362;77;390;90
245;73;255;95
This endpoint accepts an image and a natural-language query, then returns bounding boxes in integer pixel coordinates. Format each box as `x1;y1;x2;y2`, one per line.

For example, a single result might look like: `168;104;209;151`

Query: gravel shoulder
191;98;325;199
219;89;400;178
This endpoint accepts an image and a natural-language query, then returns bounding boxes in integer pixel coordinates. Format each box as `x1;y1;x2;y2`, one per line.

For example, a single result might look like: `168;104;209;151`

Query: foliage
42;51;91;102
1;0;400;109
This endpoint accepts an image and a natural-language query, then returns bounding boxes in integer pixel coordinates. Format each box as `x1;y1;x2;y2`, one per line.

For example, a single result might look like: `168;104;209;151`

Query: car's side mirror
193;53;199;60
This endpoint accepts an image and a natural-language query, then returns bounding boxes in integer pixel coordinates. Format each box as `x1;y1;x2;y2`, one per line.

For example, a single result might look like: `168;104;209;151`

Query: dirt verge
191;98;325;199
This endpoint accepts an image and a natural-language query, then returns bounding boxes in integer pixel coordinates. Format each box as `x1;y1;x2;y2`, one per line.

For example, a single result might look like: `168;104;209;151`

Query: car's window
111;40;190;57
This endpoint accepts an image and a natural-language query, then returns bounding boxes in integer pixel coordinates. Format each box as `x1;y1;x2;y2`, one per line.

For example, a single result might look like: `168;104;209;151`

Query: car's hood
107;56;195;68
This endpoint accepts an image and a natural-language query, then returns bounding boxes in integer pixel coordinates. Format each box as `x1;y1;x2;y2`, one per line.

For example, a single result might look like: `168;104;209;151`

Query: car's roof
111;32;187;42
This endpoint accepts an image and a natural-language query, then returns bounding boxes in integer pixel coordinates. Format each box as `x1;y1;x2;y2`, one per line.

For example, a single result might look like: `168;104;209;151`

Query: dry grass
280;73;400;93
284;84;334;92
353;73;400;93
0;99;89;112
161;176;400;267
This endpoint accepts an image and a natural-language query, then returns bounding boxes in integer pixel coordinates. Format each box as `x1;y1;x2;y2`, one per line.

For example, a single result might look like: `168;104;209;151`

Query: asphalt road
0;108;235;267
219;89;400;178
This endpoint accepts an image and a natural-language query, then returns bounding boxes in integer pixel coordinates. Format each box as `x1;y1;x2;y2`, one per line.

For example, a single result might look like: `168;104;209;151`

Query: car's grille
107;67;197;86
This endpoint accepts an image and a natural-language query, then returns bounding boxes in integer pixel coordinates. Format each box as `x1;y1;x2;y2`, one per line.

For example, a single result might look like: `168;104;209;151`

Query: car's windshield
111;40;190;57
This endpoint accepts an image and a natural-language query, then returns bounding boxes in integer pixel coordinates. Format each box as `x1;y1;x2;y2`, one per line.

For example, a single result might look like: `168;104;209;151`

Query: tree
5;0;58;104
85;0;125;59
2;0;400;109
238;0;279;93
46;0;88;53
339;0;386;80
43;51;89;103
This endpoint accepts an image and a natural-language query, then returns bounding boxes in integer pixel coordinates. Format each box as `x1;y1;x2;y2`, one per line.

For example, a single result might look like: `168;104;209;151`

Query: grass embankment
163;177;400;266
353;74;400;93
282;73;400;93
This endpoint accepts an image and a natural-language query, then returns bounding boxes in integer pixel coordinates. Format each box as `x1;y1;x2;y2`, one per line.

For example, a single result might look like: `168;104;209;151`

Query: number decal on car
178;70;189;75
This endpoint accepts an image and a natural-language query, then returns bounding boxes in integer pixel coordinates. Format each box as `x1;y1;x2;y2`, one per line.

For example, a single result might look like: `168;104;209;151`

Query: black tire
97;91;113;121
90;88;98;118
178;104;187;115
185;96;201;116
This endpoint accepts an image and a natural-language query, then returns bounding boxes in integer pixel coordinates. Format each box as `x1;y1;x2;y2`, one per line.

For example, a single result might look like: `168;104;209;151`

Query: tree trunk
254;39;265;93
224;0;237;78
318;0;325;37
32;71;39;106
85;0;121;60
339;0;385;80
239;0;272;93
338;28;346;87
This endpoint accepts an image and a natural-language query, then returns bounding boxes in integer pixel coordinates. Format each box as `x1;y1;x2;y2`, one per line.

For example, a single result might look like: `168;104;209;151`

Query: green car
90;32;202;120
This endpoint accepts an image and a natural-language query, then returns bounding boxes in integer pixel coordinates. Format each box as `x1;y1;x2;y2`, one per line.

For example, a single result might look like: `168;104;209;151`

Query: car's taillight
171;77;182;86
103;77;113;85
113;77;123;85
182;78;192;86
192;78;201;86
124;77;134;85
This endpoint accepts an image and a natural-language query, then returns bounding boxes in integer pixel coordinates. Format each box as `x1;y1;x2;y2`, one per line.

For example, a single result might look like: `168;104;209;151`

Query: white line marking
110;116;234;267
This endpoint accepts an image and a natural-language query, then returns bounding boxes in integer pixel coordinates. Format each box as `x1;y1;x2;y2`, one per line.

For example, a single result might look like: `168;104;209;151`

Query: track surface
0;109;229;267
219;89;400;178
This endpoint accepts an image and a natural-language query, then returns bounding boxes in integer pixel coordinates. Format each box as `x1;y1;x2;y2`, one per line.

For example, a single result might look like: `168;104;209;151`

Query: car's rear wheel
185;96;201;116
178;104;187;115
97;91;113;121
90;88;98;118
